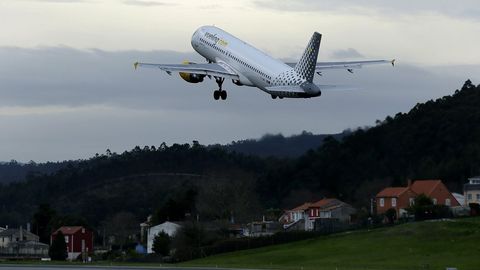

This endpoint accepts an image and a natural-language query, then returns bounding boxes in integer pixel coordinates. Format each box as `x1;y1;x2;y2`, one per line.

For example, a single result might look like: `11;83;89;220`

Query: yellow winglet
391;59;396;67
134;62;139;70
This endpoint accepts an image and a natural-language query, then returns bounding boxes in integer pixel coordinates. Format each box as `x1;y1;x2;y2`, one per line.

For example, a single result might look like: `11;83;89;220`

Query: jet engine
179;61;206;83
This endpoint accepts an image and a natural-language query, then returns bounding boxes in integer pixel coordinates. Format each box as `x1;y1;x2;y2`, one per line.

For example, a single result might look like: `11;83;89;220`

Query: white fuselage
191;26;308;95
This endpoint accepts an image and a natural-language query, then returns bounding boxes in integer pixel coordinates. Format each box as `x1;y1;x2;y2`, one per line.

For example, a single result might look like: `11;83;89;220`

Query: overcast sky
1;0;479;162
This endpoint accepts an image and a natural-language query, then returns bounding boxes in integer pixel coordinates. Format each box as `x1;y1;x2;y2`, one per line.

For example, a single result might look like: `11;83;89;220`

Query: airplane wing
315;59;395;71
134;62;239;79
286;59;395;72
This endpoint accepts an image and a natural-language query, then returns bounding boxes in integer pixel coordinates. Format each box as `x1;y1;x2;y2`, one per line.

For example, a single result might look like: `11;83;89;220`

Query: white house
279;203;311;224
464;176;480;205
147;221;181;254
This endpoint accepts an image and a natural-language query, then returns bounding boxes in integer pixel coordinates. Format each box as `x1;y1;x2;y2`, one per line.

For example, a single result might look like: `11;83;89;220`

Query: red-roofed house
376;187;417;217
376;179;460;218
305;198;356;230
51;226;93;261
281;198;356;231
280;202;312;224
410;180;459;207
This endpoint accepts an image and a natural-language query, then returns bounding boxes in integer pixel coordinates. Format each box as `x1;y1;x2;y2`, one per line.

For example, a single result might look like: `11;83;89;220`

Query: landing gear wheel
271;95;277;99
220;90;227;100
213;77;226;101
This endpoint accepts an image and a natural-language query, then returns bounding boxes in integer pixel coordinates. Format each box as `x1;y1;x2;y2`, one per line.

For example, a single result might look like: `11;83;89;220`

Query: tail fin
294;32;321;83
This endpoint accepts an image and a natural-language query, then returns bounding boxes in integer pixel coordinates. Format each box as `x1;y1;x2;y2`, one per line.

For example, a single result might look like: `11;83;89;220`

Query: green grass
181;217;480;270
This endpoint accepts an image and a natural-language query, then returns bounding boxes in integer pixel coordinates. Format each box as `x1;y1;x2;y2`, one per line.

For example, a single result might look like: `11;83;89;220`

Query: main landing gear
213;77;227;100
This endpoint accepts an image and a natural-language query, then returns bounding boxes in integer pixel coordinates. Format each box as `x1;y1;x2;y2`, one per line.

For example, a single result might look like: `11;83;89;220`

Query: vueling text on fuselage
205;32;228;46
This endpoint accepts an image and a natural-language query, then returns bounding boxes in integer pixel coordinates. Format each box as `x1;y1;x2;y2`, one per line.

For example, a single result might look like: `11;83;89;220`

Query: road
0;265;246;270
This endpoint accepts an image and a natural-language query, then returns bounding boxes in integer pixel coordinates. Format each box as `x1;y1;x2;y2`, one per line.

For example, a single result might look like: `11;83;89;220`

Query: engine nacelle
179;61;205;83
232;79;243;86
179;72;205;83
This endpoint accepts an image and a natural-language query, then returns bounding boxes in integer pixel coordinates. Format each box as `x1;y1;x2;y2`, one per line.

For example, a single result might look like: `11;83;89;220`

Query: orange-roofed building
410;180;459;207
376;187;417;217
376;179;460;218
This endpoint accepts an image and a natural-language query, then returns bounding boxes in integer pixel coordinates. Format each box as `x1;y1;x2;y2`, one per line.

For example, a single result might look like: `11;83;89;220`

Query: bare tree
102;211;138;250
197;171;262;223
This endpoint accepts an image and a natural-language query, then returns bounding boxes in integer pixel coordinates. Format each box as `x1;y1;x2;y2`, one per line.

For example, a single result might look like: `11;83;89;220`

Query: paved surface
0;265;244;270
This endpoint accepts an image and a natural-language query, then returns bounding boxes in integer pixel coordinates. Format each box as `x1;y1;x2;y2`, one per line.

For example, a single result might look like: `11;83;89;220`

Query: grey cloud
254;0;480;20
29;0;88;3
330;48;364;59
0;46;478;161
0;46;205;110
122;0;173;7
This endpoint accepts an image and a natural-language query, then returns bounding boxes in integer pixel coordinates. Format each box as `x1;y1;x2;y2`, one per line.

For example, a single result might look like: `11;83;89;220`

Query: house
0;227;39;248
376;179;460;218
0;227;48;258
306;198;356;231
281;198;356;231
410;180;459;207
245;219;281;237
376;187;417;217
147;221;180;254
51;226;93;261
279;202;311;224
464;176;480;205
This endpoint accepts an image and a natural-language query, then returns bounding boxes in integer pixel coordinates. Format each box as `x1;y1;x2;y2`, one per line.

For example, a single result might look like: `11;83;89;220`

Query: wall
429;182;460;207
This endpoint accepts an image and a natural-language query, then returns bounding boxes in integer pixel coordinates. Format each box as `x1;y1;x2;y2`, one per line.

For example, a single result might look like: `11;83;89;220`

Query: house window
468;194;472;200
445;198;451;206
379;198;385;207
65;236;69;243
432;198;437;205
477;194;480;201
409;198;415;206
391;198;397;207
310;209;314;216
316;209;319;216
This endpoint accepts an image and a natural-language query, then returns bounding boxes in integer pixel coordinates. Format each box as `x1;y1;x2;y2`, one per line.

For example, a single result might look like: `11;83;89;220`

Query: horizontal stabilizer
265;85;304;92
318;85;359;91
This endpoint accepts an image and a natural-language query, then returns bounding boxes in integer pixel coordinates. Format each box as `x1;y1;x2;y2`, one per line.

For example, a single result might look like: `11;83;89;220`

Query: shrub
152;231;171;256
469;203;480;216
49;231;67;260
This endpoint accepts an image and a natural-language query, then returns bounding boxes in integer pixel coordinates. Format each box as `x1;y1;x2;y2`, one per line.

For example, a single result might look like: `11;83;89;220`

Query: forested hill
0;144;267;227
258;80;480;207
0;161;71;184
221;131;347;158
1;80;479;230
0;132;342;184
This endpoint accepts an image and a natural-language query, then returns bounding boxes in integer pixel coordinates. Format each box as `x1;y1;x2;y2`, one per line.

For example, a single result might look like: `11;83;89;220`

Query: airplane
134;26;394;100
